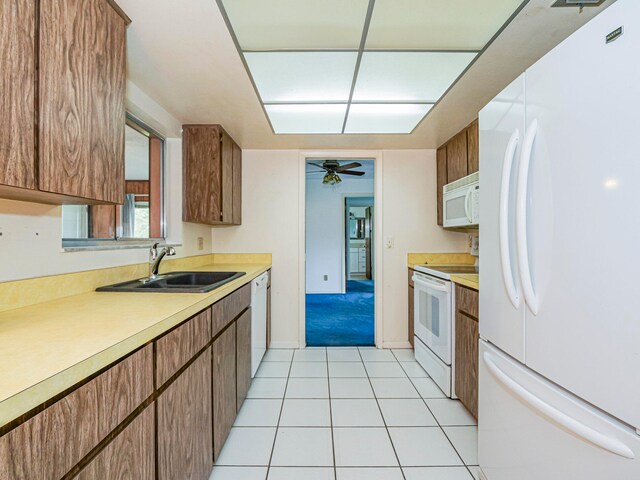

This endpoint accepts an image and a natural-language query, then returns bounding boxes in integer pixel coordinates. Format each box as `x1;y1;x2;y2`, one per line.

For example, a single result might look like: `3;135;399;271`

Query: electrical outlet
197;237;204;251
323;275;328;281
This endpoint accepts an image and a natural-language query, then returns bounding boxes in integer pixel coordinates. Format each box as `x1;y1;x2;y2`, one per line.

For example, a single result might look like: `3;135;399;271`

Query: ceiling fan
307;160;365;185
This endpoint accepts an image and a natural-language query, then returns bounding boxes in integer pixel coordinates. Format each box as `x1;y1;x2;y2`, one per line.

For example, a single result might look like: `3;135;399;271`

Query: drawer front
74;405;155;480
156;309;212;386
456;284;479;319
0;345;153;480
212;283;251;337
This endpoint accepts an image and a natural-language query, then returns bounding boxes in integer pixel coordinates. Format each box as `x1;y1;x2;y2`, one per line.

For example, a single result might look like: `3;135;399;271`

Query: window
62;115;165;247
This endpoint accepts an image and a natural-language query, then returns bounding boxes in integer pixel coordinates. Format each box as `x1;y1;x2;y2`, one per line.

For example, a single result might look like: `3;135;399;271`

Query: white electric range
412;264;478;397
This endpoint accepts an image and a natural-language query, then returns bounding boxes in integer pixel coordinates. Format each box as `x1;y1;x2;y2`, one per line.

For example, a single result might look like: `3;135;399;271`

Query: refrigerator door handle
500;128;521;308
483;351;635;459
516;119;539;314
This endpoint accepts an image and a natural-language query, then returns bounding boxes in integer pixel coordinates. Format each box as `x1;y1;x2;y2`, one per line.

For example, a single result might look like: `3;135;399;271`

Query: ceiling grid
215;0;524;134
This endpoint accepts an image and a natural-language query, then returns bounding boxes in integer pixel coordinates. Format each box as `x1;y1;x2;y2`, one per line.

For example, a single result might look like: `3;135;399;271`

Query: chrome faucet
149;242;176;279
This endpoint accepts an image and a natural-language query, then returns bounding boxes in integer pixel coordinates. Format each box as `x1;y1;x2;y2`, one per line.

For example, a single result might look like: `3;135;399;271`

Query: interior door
478;74;526;362
522;0;640;430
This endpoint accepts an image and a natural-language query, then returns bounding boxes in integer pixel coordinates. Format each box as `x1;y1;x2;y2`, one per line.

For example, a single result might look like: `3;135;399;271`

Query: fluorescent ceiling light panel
266;104;347;134
352;52;476;102
245;52;358;102
220;0;369;50
345;104;433;134
366;0;524;50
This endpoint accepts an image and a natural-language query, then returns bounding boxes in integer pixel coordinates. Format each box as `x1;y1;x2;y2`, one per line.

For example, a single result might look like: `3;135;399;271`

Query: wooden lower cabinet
157;349;213;480
0;281;257;480
0;346;153;480
455;312;479;418
266;285;271;348
213;323;237;459
236;308;252;412
74;405;155;480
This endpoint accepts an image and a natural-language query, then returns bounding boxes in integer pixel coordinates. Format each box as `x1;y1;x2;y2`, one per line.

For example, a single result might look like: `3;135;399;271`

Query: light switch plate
385;236;393;249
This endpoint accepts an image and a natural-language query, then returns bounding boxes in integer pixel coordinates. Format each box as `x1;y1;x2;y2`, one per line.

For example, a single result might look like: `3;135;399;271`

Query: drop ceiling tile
366;0;524;50
220;0;369;50
345;104;432;134
266;104;347;134
245;52;358;102
352;52;476;102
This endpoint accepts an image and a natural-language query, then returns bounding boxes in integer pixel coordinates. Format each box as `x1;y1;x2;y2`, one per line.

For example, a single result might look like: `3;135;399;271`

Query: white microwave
443;172;479;228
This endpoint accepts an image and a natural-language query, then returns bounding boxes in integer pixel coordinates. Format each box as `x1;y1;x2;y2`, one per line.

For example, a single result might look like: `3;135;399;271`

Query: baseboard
268;341;300;349
381;341;413;349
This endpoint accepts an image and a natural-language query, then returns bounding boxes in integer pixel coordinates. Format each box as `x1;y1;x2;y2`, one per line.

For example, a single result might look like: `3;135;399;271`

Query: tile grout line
326;349;338;480
264;351;295;479
397;350;474;476
358;347;408;480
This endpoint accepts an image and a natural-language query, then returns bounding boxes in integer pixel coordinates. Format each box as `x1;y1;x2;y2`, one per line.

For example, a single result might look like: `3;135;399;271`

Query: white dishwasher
251;272;269;377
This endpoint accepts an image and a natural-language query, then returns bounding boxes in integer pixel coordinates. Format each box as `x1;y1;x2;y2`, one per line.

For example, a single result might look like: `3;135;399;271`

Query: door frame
298;150;384;348
344;195;375;289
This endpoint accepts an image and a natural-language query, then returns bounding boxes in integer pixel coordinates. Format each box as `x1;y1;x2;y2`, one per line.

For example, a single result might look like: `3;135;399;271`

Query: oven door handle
413;275;448;293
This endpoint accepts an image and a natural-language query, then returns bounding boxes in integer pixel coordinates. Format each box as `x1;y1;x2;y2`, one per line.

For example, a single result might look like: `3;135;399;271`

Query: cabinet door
220;131;234;224
455;311;479;418
466;119;479;174
157;350;213;480
183;126;222;224
236;309;252;412
0;0;36;190
212;323;237;459
436;147;447;226
231;141;242;225
38;0;126;203
446;131;468;183
74;405;155;480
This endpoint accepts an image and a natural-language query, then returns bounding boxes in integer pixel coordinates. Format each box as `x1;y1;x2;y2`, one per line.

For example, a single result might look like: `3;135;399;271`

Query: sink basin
96;271;246;293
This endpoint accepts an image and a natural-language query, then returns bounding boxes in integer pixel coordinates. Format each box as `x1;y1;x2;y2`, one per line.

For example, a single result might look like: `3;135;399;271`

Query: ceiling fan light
322;172;342;185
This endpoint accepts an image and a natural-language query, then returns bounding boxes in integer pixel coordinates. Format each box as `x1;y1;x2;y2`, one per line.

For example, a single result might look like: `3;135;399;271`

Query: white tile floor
211;347;478;480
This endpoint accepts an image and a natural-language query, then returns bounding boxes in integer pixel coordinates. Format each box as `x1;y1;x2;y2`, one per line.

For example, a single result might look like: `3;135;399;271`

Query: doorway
304;159;375;346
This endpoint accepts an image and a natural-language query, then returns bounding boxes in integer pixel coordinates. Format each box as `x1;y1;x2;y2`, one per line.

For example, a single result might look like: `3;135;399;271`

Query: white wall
0;81;212;283
212;149;468;348
305;172;374;294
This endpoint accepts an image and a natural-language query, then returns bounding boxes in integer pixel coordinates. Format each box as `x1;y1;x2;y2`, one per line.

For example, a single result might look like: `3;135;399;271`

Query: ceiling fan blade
339;170;365;176
336;162;362;171
308;162;329;171
306;170;327;174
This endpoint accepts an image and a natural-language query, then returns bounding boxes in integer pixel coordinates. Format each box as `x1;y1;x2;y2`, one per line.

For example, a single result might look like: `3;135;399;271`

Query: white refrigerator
478;0;640;478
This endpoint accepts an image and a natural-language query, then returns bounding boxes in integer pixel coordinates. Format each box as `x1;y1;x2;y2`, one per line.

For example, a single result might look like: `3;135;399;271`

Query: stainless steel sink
96;271;246;293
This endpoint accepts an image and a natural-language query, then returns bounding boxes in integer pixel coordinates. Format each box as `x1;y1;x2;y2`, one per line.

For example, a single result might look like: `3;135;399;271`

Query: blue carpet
346;279;374;293
306;282;374;346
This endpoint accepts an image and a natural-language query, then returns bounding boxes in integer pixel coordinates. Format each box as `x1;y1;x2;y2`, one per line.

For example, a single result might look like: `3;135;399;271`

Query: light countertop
450;274;479;290
0;261;270;429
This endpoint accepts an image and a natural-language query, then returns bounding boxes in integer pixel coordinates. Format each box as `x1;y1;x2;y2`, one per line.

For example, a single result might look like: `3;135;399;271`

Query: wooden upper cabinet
183;124;242;226
38;0;127;204
232;141;242;225
466;119;479;174
446;130;468;183
436;147;447;226
0;0;129;205
0;0;36;191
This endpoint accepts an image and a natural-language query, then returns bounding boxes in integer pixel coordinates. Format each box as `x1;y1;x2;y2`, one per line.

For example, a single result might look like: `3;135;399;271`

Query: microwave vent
444;172;479;193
